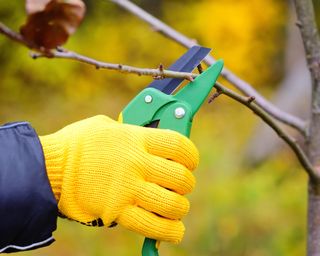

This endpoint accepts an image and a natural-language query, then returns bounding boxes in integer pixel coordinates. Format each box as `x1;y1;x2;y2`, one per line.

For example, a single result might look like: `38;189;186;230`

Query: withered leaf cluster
20;0;86;50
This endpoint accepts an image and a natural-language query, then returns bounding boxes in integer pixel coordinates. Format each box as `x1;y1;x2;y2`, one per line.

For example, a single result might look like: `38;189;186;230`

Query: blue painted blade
147;46;211;95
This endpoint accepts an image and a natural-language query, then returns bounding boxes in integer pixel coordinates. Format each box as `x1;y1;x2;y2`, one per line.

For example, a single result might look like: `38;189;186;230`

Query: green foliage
0;1;307;255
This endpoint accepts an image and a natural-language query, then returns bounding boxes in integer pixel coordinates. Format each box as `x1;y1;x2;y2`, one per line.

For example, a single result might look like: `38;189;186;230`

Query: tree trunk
308;181;320;255
293;0;320;255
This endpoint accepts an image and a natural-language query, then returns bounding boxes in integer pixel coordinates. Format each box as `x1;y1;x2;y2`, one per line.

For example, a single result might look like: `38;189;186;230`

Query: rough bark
308;182;320;256
293;0;320;255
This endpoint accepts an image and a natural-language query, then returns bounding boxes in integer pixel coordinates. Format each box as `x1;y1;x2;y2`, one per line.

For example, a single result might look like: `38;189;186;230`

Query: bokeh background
1;0;320;255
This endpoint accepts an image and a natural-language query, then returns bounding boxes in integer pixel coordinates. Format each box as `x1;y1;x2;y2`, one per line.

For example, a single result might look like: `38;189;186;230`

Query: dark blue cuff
0;122;58;253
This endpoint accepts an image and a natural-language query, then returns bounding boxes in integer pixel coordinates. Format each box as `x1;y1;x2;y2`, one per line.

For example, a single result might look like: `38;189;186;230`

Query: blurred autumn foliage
1;1;319;255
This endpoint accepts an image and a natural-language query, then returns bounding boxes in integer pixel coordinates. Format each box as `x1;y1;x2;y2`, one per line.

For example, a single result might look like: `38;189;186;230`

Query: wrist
39;134;64;202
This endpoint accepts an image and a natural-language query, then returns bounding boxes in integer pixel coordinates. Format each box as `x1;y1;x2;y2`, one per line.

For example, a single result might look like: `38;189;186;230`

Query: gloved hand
39;115;199;243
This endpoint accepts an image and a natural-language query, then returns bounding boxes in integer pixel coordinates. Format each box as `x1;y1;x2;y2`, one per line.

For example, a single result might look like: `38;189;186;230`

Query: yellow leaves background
0;0;314;255
164;0;286;86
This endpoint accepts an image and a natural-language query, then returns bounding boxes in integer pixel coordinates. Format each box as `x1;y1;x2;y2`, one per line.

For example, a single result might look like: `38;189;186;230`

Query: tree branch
213;82;319;181
110;0;307;135
0;22;197;80
293;1;320;255
1;19;317;180
0;22;35;48
33;50;198;80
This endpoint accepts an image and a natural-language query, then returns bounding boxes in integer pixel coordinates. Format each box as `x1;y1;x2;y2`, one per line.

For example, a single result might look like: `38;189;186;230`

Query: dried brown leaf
26;0;51;14
20;0;86;49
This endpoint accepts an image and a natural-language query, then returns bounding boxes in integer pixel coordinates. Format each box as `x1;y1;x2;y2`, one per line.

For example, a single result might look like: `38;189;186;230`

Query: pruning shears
119;46;224;256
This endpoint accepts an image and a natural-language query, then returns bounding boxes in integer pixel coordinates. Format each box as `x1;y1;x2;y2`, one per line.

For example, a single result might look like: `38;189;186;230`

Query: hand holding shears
120;46;223;255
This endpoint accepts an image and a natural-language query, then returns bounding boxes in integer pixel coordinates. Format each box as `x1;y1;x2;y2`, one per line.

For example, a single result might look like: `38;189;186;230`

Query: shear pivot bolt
175;107;185;119
144;95;153;103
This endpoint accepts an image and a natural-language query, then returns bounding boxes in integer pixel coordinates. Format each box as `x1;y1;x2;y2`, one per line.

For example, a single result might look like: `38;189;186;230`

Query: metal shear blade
147;45;211;95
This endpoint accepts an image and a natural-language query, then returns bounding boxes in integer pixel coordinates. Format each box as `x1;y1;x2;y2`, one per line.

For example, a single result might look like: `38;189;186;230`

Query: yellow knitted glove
39;115;199;243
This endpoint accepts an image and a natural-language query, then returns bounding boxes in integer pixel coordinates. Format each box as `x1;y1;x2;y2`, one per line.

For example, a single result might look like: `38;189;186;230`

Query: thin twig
35;50;198;79
214;82;319;180
197;64;203;74
110;0;307;134
208;90;222;103
0;22;35;48
0;22;198;80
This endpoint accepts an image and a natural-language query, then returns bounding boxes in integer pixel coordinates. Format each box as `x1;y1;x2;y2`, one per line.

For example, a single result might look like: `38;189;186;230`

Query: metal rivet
144;95;153;103
175;107;185;119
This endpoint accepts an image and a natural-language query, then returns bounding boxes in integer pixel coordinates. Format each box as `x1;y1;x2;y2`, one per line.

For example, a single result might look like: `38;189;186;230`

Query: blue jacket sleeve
0;122;58;253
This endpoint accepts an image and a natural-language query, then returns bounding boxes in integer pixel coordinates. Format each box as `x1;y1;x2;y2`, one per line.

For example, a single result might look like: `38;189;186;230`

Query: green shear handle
120;60;224;256
142;238;159;256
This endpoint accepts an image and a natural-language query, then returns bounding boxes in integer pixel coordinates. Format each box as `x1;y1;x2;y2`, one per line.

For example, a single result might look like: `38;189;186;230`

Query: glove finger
117;205;185;244
145;154;195;195
143;128;199;171
135;181;189;220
